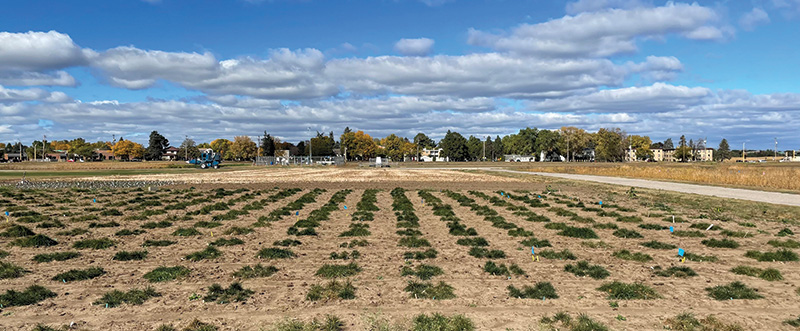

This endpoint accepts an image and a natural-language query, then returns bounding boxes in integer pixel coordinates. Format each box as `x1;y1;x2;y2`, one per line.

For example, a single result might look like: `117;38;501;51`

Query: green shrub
88;221;120;228
593;222;618;230
224;226;254;235
654;266;697;278
0;224;35;237
401;264;444;280
519;237;551;248
558;226;599;239
185;246;221;261
403;249;438;260
616;216;643;223
767;239;800;248
113;250;148;261
455;237;489;247
638;223;667;230
269;315;344;331
399;236;431;248
329;250;360;260
274;239;302;246
745;249;798;262
720;230;749;238
340;223;371;237
32;251;80;263
315;262;361;278
784;316;800;328
508;282;558;299
233;264;278;279
52;267;105;282
484;261;513;276
257;247;295;259
142;239;176;247
404;281;455;300
115;229;145;236
540;313;608;331
203;282;254;304
468;247;506;259
73;238;114;250
172;227;201;236
94;287;161;307
397;228;423;236
730;265;761;277
0;285;57;307
544;222;568;230
664;313;744;331
672;230;705;238
759;268;783;281
612;249;652;262
683;252;719;262
612;228;643;239
701;238;740;248
705;282;762;300
730;265;783;281
640;240;676;250
412;313;474;331
144;266;191;282
564;261;609;279
209;237;244;246
509;264;526;276
11;234;58;247
0;249;7;259
597;281;661;300
777;228;794;237
141;220;172;229
307;280;356;301
539;249;577;260
38;220;66;229
0;261;28;279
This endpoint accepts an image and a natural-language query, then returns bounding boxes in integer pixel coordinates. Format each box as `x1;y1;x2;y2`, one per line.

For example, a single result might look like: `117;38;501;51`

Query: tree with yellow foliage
112;140;145;160
380;134;416;161
230;136;257;161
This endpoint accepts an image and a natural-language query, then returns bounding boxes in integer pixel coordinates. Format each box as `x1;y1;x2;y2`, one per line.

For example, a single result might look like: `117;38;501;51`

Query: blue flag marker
4;211;8;216
678;248;685;257
295;211;299;216
531;246;535;254
344;205;347;210
537;195;541;199
93;198;97;203
669;226;674;233
599;201;603;205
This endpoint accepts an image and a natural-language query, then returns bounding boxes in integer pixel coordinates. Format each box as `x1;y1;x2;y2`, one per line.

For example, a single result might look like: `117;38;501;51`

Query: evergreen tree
716;138;731;161
675;135;692;162
259;131;275;157
663;138;674;149
145;131;169;161
439;130;468;161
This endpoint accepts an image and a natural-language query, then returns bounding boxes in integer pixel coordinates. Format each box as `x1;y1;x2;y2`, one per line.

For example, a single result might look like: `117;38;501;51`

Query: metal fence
254;156;344;166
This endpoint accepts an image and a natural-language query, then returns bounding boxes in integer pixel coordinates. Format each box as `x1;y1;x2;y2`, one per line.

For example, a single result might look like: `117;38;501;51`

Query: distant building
626;148;714;162
504;154;534;162
420;148;445;162
162;147;179;161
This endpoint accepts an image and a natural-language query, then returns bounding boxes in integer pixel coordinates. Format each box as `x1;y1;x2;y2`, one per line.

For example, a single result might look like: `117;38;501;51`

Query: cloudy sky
1;0;799;149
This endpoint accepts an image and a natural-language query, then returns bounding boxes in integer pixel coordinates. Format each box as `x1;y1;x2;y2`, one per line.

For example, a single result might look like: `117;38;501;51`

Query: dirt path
444;168;800;207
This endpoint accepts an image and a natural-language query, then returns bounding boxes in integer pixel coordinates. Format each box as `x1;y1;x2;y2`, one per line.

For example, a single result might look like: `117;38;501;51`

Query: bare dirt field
1;168;799;330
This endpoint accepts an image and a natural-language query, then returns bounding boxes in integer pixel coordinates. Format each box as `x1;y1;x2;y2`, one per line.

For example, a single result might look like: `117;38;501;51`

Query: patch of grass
0;249;7;259
557;226;599;239
269;315;345;331
115;229;145;236
401;264;444;280
0;224;35;237
701;238;740;249
759;268;783;281
665;313;744;331
52;267;105;282
94;287;161;307
777;228;794;237
784;316;800;328
209;237;244;246
508;282;558;299
544;222;568;230
640;240;676;250
32;251;80;263
330;250;361;260
185;246;221;261
730;265;783;281
73;238;115;250
705;281;763;300
411;313;474;331
745;249;799;262
224;226;253;235
404;281;455;300
598;281;660;300
182;319;219;331
141;220;172;229
613;249;652;262
520;237;551;248
689;222;720;231
273;239;302;246
455;237;489;247
257;247;295;259
233;264;278;279
0;285;57;307
683;252;719;262
307;280;356;301
564;261;609;279
113;250;148;261
0;261;28;279
468;247;506;259
172;227;202;236
654;266;697;278
767;239;800;248
539;249;577;260
673;230;705;238
144;266;191;282
720;230;750;238
398;236;431;248
616;216;643;223
612;228;644;239
638;223;668;230
143;239;176;247
11;234;58;247
315;262;362;278
88;221;120;228
593;222;618;230
203;282;254;304
540;312;609;331
397;228;423;236
340;223;371;237
403;249;438;260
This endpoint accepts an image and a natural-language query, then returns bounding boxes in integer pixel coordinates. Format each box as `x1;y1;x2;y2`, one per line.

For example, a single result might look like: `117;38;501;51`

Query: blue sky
1;0;799;149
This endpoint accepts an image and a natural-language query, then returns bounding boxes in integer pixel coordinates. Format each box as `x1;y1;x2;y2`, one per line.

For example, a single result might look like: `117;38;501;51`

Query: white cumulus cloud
394;38;435;56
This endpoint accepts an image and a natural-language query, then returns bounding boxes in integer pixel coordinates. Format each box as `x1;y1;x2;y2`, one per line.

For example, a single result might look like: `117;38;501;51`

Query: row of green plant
288;189;352;236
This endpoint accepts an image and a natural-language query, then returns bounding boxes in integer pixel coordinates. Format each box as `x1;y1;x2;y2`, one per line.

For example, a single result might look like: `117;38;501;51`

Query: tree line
0;127;755;162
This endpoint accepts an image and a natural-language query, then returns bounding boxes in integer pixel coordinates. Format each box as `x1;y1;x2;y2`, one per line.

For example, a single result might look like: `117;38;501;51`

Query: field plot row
0;185;798;330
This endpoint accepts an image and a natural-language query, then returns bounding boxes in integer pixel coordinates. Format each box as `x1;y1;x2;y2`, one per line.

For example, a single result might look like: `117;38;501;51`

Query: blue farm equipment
187;149;222;169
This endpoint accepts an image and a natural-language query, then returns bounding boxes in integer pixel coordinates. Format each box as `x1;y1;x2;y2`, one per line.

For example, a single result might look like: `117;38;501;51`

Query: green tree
466;135;482;161
595;128;625;162
492;136;503;161
178;137;201;160
534;129;561;160
716;138;731;161
259;131;275;157
413;133;436;150
663;138;674;149
439;130;468;161
674;135;692;162
558;127;591;162
145;131;169;161
307;132;335;156
628;135;654;161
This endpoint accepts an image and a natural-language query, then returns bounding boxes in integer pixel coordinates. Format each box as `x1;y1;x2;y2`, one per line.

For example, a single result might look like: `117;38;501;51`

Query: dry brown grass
0;161;183;170
525;162;800;192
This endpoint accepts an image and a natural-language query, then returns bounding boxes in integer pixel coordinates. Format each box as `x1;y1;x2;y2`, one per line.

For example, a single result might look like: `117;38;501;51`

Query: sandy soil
0;169;798;330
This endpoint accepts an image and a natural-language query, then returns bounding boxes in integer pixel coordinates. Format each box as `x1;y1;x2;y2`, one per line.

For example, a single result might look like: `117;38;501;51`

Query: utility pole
483;138;486;161
185;135;188;161
774;138;778;161
742;142;745;162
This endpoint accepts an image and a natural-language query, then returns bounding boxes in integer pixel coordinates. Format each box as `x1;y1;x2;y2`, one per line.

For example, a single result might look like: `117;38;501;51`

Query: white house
420;148;446;162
